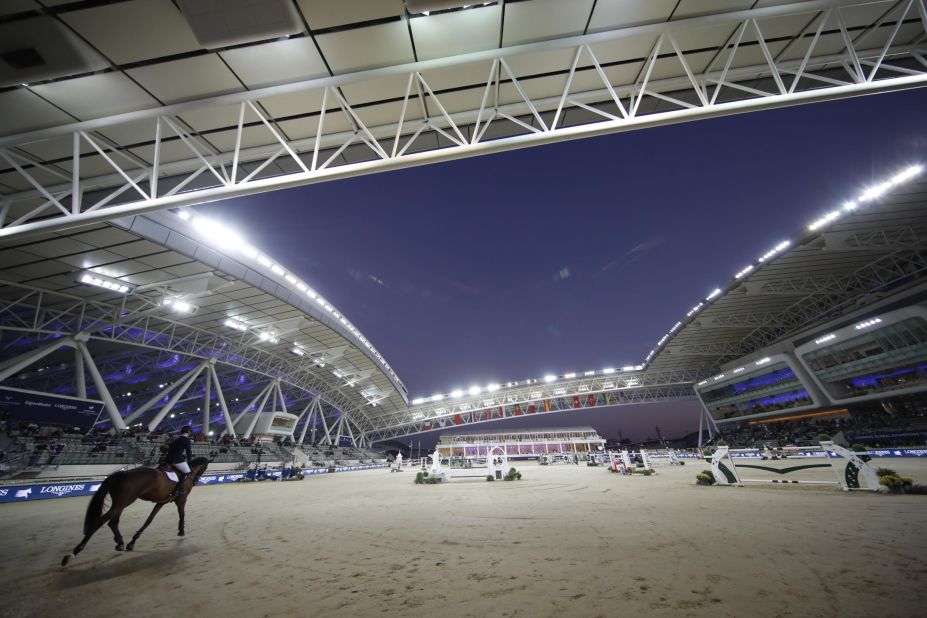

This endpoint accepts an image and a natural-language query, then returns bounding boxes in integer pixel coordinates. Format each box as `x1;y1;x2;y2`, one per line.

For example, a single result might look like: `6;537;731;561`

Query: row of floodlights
697;357;772;387
410;365;644;405
696;313;890;388
652;164;923;364
79;273;196;315
176;210;400;385
811;316;883;347
225;317;383;404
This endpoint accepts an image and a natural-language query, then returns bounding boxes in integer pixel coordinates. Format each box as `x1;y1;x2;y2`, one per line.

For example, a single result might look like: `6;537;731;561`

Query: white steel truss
0;279;371;433
365;368;701;441
0;0;925;239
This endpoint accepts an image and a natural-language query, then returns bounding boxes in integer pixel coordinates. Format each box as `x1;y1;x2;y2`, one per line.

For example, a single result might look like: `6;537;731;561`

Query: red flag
572;396;581;409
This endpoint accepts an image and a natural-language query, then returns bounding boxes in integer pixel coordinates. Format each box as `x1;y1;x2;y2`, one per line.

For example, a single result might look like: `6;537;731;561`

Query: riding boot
169;472;187;499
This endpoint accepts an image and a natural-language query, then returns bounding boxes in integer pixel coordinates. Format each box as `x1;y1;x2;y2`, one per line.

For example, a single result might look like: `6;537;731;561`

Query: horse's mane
190;456;210;468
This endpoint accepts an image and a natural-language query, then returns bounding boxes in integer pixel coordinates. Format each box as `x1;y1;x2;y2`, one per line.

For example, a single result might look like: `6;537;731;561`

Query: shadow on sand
54;543;199;589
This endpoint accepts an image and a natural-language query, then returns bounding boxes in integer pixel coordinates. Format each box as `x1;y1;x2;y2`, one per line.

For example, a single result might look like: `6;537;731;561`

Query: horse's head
190;456;210;476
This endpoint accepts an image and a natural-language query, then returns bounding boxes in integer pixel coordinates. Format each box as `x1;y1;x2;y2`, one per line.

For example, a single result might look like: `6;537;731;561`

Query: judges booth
233;411;298;437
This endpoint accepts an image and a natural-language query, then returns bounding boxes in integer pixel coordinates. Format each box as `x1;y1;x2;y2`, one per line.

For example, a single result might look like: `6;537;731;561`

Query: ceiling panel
588;0;676;32
502;0;595;47
419;59;494;92
0;89;74;135
316;21;415;74
177;103;246;133
673;0;755;20
220;37;329;89
31;72;159;121
296;0;405;30
127;54;244;104
0;0;38;16
62;0;202;65
410;5;501;61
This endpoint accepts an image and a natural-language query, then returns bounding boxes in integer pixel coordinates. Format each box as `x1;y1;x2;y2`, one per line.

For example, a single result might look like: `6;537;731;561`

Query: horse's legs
175;498;186;537
125;502;164;551
107;508;126;551
63;510;114;565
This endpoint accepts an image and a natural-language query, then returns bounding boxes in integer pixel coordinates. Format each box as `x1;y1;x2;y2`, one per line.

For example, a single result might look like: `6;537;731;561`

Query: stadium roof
647;168;927;376
1;1;926;440
1;0;926;238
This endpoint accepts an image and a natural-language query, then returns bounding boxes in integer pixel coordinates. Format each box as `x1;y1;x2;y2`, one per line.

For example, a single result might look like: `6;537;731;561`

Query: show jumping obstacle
709;442;886;491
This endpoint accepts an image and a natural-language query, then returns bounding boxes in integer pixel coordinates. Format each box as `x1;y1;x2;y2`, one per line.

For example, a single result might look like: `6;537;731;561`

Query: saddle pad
163;470;178;483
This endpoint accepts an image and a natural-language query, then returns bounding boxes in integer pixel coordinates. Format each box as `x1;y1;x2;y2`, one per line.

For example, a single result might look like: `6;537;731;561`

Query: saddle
157;463;180;483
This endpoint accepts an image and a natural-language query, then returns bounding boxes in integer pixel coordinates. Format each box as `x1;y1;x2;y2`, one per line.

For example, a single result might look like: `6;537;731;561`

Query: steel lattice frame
0;0;925;239
0;279;373;435
366;368;703;439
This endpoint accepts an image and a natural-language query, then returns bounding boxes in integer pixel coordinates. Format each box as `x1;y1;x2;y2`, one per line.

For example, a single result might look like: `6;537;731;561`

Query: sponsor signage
0;386;104;431
0;464;383;504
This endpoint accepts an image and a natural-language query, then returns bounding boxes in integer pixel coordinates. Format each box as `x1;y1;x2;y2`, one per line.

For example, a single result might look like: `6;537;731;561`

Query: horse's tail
83;473;120;535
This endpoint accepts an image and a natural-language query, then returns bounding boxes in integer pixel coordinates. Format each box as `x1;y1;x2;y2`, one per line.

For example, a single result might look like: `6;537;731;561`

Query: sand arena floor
1;461;926;618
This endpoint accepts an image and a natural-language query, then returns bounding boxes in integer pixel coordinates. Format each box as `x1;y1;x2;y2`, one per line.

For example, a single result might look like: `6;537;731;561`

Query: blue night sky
200;87;927;442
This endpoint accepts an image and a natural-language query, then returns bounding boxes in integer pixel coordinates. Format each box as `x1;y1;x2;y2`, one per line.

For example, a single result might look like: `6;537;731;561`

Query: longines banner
0;386;104;430
0;464;389;504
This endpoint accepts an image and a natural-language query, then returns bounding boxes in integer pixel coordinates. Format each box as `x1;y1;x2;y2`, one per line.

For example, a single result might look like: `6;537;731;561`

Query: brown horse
61;456;210;566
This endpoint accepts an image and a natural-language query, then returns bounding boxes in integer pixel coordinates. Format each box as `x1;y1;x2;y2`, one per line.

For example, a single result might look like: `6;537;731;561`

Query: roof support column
317;407;333;446
290;399;312;440
344;416;356;447
74;345;86;399
75;338;127;431
147;360;207;431
243;379;276;439
226;381;274;435
297;399;317;445
203;359;211;435
125;363;200;424
209;363;236;438
0;337;74;384
275;381;288;415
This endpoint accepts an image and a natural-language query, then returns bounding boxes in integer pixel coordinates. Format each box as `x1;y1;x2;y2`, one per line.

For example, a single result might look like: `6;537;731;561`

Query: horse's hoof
125;544;134;552
177;531;185;537
115;544;124;551
61;555;70;567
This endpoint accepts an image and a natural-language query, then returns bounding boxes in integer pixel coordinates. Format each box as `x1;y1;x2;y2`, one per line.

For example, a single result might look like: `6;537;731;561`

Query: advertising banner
0;386;103;431
0;464;389;504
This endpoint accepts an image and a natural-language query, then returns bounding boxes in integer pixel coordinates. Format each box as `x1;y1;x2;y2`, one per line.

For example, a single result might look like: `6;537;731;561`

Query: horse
61;456;210;566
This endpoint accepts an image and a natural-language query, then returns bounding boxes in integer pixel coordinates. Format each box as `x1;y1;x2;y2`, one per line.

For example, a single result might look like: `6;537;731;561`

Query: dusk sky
200;88;927;443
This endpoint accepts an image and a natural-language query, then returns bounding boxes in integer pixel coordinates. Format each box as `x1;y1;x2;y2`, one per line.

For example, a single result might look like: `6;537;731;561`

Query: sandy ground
1;461;926;618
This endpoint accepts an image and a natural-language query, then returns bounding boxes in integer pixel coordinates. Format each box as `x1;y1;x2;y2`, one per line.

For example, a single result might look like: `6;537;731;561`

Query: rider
165;426;194;499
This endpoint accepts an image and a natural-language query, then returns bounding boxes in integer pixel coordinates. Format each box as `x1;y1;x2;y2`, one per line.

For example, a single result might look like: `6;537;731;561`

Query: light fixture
257;330;279;344
223;318;248;332
79;273;131;294
543;375;557;383
855;318;882;330
755;357;771;366
602;368;615;374
162;298;195;313
814;333;836;344
450;389;463;398
706;288;722;300
468;386;481;396
291;347;305;357
734;265;754;279
563;373;576;379
412;397;425;405
584;370;595;376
